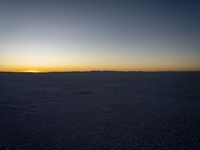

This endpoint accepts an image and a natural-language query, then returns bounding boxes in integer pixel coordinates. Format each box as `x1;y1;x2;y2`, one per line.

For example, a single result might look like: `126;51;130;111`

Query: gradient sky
0;0;200;72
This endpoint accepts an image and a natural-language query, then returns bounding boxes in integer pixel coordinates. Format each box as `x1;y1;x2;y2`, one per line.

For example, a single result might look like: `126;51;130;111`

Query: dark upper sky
0;0;200;71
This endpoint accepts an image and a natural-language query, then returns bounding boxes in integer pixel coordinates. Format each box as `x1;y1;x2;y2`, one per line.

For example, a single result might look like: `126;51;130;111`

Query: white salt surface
0;72;200;149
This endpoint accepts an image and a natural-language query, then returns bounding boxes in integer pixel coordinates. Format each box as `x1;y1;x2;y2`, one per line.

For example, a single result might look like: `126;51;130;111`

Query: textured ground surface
0;72;200;150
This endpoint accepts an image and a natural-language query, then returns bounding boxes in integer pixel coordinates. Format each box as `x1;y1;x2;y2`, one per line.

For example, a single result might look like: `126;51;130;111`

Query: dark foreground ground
0;72;200;150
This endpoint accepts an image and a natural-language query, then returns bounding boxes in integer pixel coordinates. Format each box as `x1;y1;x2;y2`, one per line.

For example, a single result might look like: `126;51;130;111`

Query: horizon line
0;70;200;73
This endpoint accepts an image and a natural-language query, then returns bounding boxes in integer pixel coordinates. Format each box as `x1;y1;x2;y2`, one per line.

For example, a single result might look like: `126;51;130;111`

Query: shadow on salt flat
77;91;91;95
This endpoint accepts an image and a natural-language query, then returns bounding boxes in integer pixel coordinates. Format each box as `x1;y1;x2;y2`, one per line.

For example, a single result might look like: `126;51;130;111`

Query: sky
0;0;200;72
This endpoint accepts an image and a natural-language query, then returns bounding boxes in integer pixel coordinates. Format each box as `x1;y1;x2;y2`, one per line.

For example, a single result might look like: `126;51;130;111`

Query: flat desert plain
0;72;200;149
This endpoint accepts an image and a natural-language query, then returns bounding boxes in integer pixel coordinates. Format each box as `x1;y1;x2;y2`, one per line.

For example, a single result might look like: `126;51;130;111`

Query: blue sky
0;0;200;71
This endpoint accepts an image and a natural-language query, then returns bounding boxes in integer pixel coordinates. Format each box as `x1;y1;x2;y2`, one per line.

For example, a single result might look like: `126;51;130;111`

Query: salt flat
0;72;200;149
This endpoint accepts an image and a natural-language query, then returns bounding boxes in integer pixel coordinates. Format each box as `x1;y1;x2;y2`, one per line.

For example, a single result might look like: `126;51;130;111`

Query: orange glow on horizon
24;70;41;73
1;64;200;73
